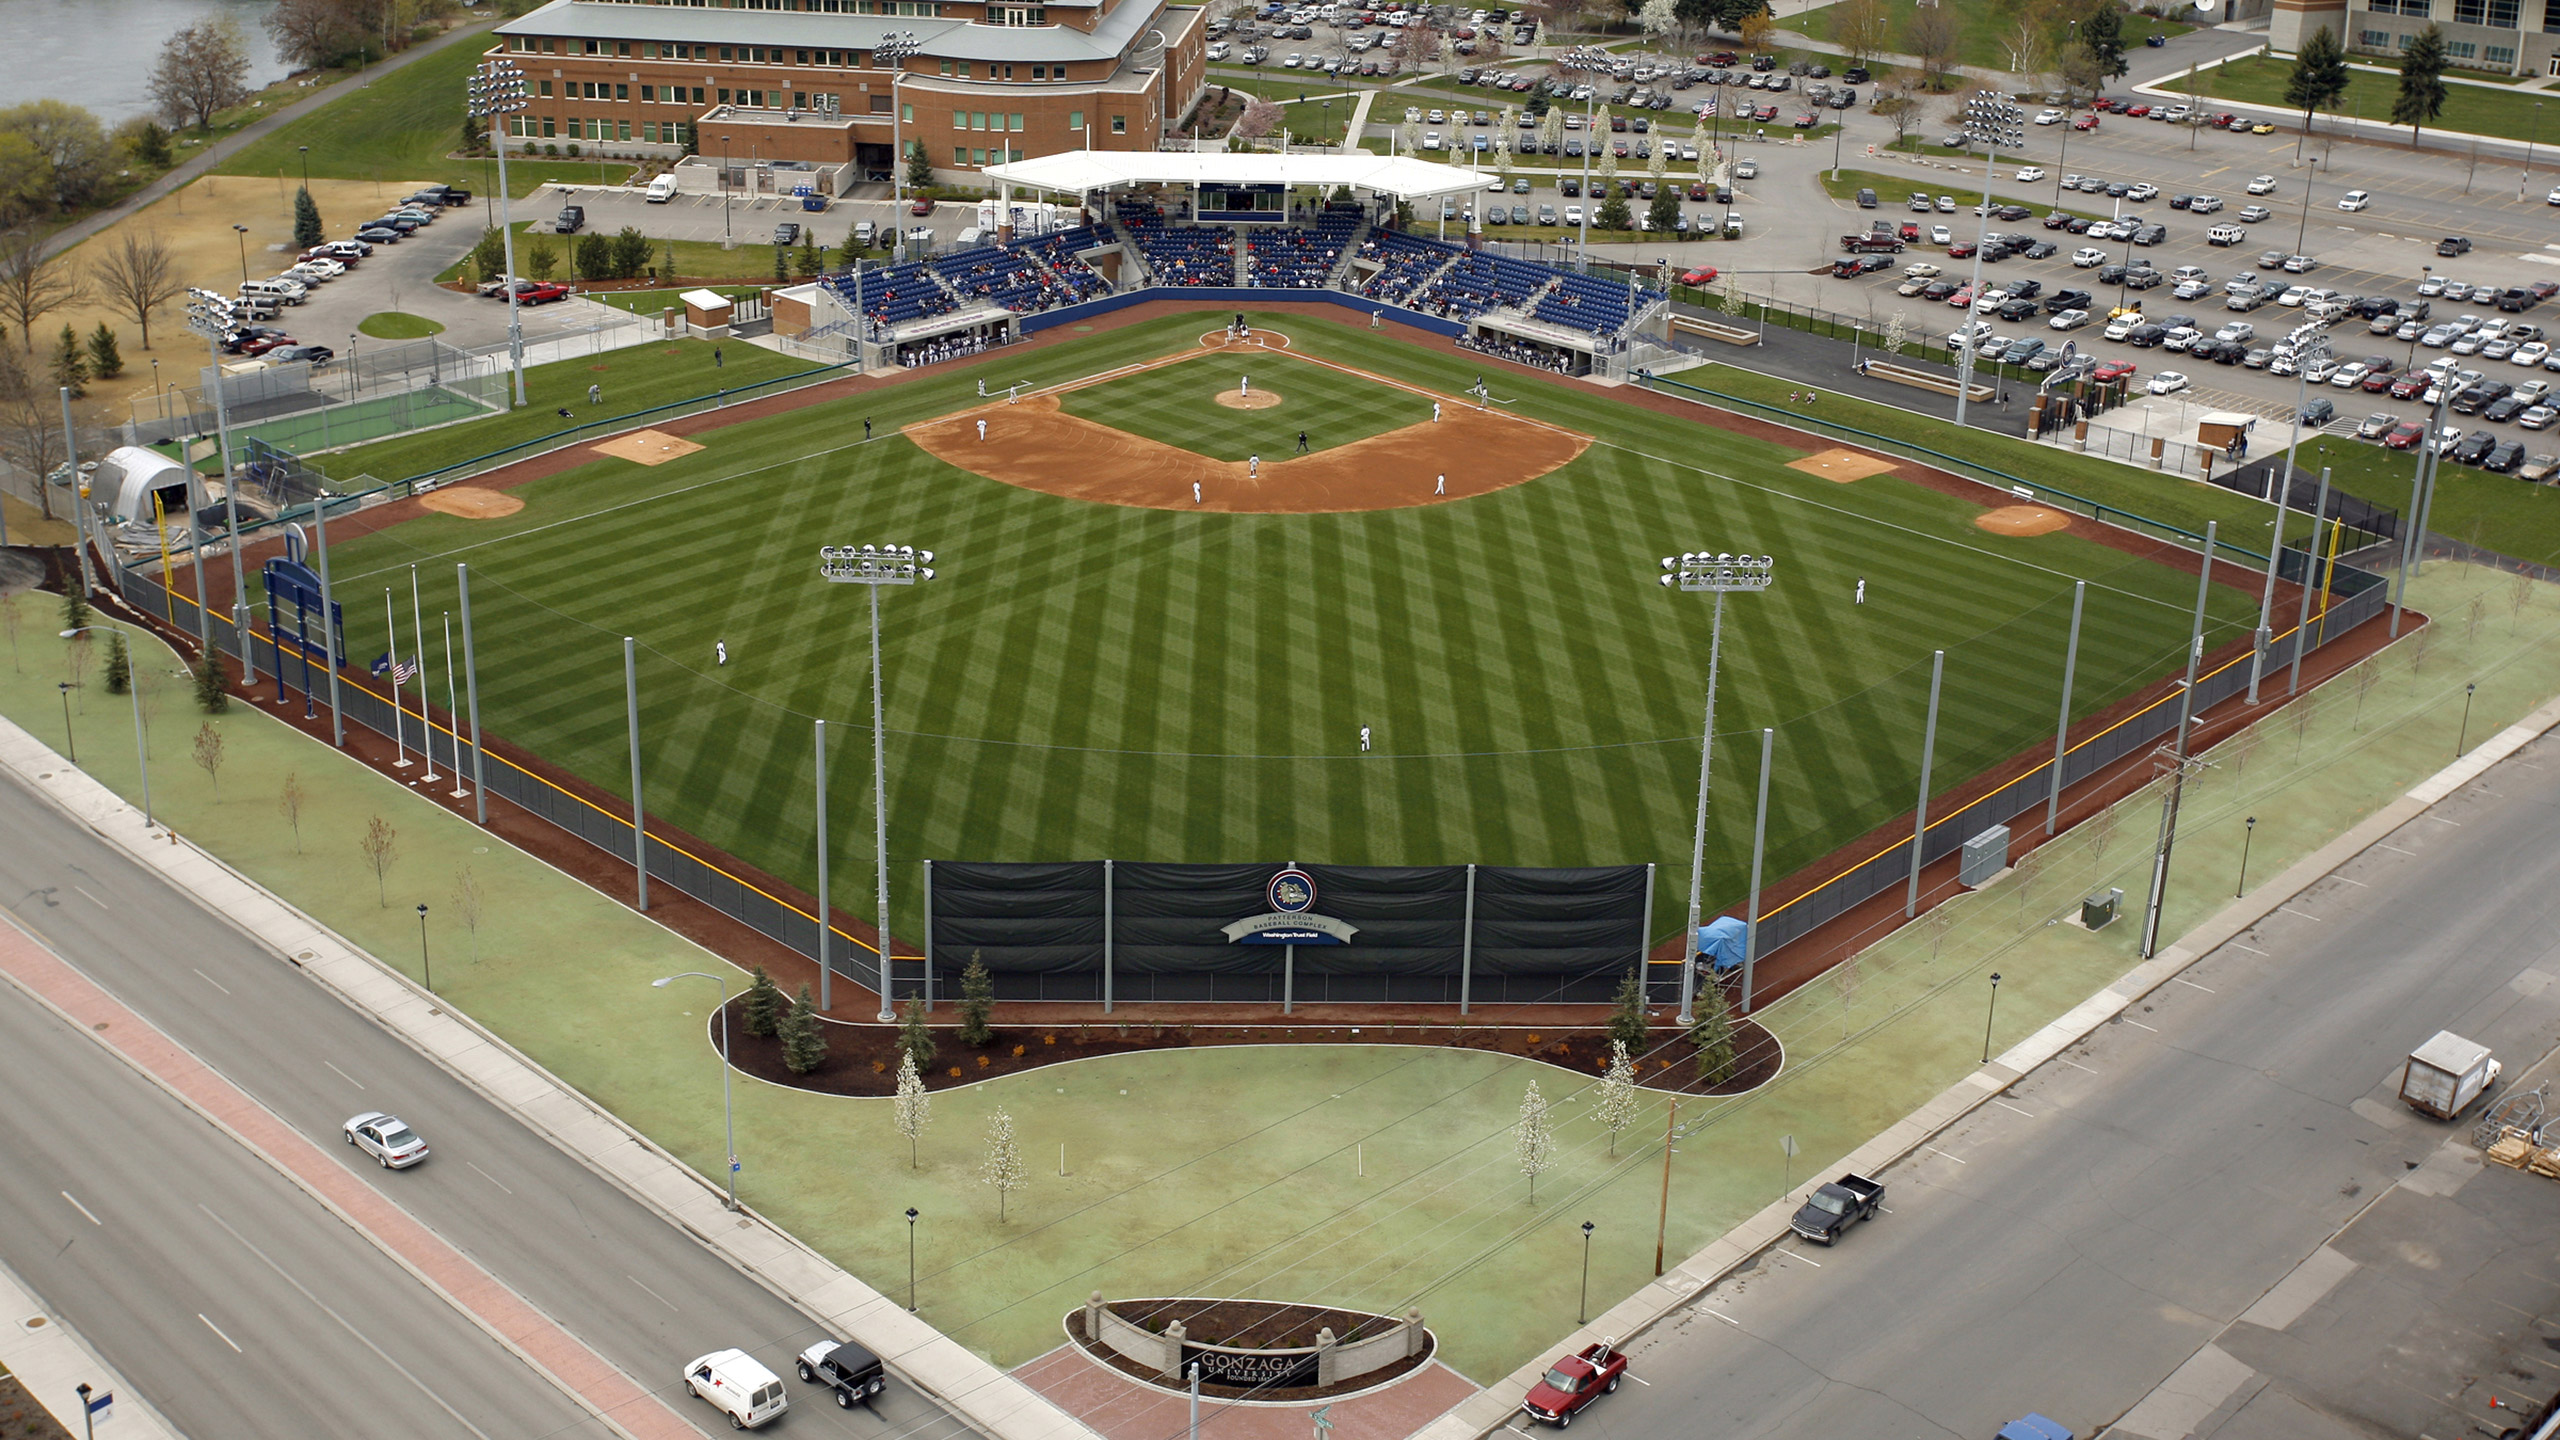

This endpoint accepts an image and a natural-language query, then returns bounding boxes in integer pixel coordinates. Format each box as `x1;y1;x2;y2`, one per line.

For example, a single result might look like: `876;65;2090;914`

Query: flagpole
443;614;469;800
412;566;440;784
386;588;410;767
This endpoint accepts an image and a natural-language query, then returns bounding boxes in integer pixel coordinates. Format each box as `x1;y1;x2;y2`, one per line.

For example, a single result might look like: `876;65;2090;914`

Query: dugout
918;859;1656;1009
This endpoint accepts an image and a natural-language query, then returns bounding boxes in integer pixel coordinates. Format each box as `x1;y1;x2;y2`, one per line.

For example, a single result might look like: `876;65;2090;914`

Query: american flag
371;654;418;684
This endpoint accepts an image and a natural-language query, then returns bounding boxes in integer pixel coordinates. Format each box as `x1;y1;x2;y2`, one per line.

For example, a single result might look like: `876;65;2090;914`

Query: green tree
458;108;485;156
85;321;122;379
2284;26;2349;134
1690;977;1738;1086
103;631;130;693
1595;193;1631;232
610;225;653;279
794;231;822;279
60;586;89;634
742;963;785;1037
469;226;508;283
2393;26;2449;146
903;139;934;192
958;954;995;1047
2082;4;2128;82
898;994;936;1074
574;230;612;283
120;117;173;170
773;244;789;282
291;186;324;249
782;984;828;1074
525;235;558;281
193;645;228;712
1607;967;1651;1053
48;322;87;396
1646;184;1681;234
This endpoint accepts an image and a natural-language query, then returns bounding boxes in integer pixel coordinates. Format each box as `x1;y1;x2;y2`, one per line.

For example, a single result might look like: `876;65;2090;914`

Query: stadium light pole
654;972;739;1211
2139;520;2218;961
1658;551;1776;1028
2247;318;2331;705
184;288;253;681
1952;94;2024;431
466;60;532;409
880;32;923;210
820;543;937;1022
1557;47;1607;265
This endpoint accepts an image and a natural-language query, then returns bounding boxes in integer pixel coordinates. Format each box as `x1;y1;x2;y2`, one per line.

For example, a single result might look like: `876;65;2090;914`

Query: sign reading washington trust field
1221;869;1360;946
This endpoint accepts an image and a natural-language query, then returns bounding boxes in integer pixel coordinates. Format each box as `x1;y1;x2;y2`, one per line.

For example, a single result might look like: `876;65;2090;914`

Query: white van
644;173;679;203
242;277;307;306
682;1351;788;1430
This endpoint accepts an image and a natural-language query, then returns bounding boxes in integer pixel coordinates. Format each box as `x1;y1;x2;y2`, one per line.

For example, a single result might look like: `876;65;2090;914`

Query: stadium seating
1355;230;1462;305
826;262;960;327
1529;271;1667;336
1011;227;1111;303
1241;206;1362;289
1116;201;1234;286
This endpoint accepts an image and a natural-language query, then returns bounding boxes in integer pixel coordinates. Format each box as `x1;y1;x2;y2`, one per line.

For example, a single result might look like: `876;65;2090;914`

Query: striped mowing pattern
1058;350;1427;459
323;314;2258;943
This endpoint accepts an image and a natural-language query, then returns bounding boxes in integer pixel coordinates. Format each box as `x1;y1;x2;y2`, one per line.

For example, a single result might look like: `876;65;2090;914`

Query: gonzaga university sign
1220;869;1360;946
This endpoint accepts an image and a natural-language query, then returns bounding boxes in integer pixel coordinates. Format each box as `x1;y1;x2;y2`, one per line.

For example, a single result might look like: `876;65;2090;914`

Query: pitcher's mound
592;428;705;466
1977;504;2071;536
1215;389;1283;410
1787;447;1898;483
418;488;524;520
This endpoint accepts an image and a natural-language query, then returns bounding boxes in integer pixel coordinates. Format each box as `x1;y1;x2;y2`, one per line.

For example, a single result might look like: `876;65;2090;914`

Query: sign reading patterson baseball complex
918;859;1657;1006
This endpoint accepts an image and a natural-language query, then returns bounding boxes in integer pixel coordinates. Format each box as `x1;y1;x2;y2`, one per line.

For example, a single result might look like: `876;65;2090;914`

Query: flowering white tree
1595;1041;1639;1157
1516;1078;1556;1203
981;1106;1027;1221
1882;308;1910;356
1636;0;1678;44
894;1050;931;1168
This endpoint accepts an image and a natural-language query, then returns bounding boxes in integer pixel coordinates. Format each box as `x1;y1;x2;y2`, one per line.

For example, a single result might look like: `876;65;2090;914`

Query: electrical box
1959;825;2010;888
2081;886;2124;930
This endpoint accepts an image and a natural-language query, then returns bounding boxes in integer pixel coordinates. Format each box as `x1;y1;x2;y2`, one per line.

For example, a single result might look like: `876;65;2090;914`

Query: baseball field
312;308;2262;946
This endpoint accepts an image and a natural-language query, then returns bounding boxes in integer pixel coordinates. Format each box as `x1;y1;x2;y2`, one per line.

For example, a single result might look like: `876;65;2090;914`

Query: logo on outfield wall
1224;868;1358;946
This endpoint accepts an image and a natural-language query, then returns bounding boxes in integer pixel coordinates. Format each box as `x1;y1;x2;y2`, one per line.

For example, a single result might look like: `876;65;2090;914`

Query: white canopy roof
981;150;1488;201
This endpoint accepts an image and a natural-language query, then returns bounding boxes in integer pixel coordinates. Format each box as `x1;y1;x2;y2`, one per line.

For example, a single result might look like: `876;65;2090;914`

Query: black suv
2455;430;2499;464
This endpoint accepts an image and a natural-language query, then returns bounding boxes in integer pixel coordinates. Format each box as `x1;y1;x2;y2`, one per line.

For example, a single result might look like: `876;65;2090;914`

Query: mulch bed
0;1373;74;1440
715;994;1781;1099
1063;1304;1435;1402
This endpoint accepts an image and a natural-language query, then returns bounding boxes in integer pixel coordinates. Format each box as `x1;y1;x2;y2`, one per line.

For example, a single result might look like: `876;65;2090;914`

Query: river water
1;0;288;125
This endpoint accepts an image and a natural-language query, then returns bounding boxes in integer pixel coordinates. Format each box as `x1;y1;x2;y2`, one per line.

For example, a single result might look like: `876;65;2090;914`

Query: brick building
491;0;1209;184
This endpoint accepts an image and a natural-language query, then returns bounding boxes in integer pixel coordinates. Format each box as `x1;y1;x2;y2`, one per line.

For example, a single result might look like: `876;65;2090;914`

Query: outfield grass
309;312;2263;949
220;40;645;198
307;338;816;482
2194;54;2550;143
1062;353;1417;459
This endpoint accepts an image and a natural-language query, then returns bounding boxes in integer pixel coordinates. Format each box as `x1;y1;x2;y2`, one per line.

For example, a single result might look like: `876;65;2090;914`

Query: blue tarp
1694;917;1749;973
1996;1415;2073;1440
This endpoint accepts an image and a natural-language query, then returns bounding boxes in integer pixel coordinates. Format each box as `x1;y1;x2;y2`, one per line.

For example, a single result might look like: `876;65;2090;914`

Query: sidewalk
0;1257;182;1440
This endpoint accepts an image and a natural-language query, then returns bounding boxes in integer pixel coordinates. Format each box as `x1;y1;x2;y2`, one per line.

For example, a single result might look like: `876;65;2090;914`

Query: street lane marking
2332;875;2367;886
198;1313;242;1352
2279;906;2325;921
465;1161;513;1195
192;968;230;995
628;1275;680;1312
200;1205;496;1440
1925;1145;1968;1163
1627;1374;1652;1386
2172;977;2217;992
323;1061;365;1090
2123;1018;2161;1032
1993;1099;2036;1117
2060;1058;2098;1073
72;886;107;910
1779;1249;1823;1268
61;1191;101;1226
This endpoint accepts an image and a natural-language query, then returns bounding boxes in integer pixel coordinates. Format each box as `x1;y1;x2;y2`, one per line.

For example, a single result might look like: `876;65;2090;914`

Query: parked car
2337;189;2372;211
683;1351;789;1430
266;344;336;365
2147;370;2191;395
1522;1343;1628;1429
1791;1173;1886;1244
796;1340;887;1410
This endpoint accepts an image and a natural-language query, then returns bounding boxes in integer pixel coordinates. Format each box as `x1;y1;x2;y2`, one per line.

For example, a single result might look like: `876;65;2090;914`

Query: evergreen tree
525;236;558;281
958;954;995;1047
575;231;613;283
1607;967;1651;1053
610;225;654;279
899;994;936;1074
86;322;123;380
459;109;485;156
773;243;789;282
50;323;89;397
1645;185;1681;235
2393;26;2449;145
60;586;90;635
130;119;174;169
2082;5;2128;82
292;186;324;249
470;226;509;283
193;646;229;712
2284;27;2349;133
1596;194;1632;233
103;632;130;694
782;984;828;1074
1690;977;1738;1086
795;231;822;279
742;963;785;1037
903;139;934;192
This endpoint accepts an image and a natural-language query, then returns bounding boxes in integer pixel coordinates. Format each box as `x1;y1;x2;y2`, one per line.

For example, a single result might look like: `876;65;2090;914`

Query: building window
972;147;987;164
616;83;630;100
939;57;954;74
952;107;965;126
2489;0;2520;25
1110;114;1126;133
617;40;631;55
874;94;893;112
2359;27;2390;43
972;111;987;128
902;101;914;121
1068;109;1083;129
542;114;557;136
539;79;553;96
958;62;972;76
2453;0;2486;21
644;121;659;141
954;145;968;163
1009;112;1024;130
718;88;731;103
2546;0;2560;31
2447;35;2478;53
691;86;705;103
1031;64;1046;78
641;84;655;101
2487;42;2517;61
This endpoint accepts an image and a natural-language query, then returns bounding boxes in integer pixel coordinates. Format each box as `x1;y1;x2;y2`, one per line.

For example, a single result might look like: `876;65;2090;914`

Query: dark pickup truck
1840;233;1905;254
1790;1173;1884;1244
796;1339;887;1409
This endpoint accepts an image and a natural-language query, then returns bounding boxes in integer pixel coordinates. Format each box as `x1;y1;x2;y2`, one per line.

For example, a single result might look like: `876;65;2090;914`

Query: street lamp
655;972;740;1211
2247;317;2332;704
819;543;938;1022
1981;972;2002;1063
905;1206;920;1310
2457;680;2478;756
1953;93;2025;430
416;902;431;991
2236;815;2255;896
63;624;152;826
297;144;309;193
231;223;249;285
719;135;734;243
55;681;75;762
184;287;253;679
2525;101;2545;198
465;59;532;409
2292;154;2321;258
1577;1220;1596;1324
1658;550;1777;1023
879;32;923;210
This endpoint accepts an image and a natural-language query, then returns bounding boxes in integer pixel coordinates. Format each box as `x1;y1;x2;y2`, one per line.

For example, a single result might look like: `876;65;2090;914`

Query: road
1586;726;2560;1440
0;768;981;1440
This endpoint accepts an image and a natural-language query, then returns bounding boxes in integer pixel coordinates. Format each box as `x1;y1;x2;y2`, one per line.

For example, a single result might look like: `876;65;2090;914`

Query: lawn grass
220;40;648;198
2192;54;2552;144
2286;430;2560;570
306;338;816;482
589;285;773;315
360;311;447;339
1795;1;2190;76
1059;352;1416;459
309;312;2261;952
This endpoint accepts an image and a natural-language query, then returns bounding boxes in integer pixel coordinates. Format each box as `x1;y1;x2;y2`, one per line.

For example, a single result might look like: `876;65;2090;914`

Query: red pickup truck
1520;1342;1626;1428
